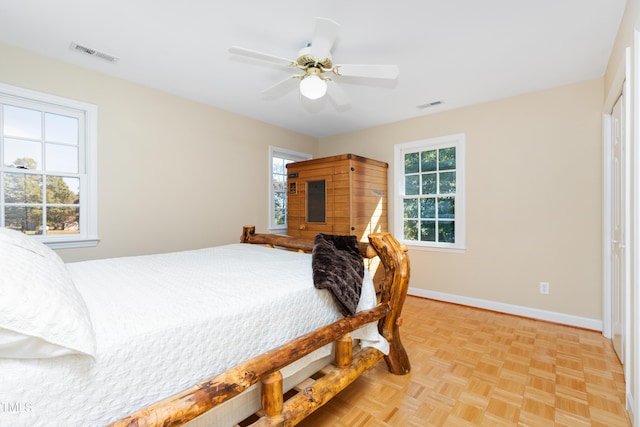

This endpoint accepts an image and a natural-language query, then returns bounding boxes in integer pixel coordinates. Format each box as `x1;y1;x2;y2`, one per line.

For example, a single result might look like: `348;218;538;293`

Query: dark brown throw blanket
312;233;364;316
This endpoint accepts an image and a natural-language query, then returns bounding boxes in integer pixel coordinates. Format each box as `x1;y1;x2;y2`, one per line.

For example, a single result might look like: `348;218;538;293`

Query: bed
0;225;410;426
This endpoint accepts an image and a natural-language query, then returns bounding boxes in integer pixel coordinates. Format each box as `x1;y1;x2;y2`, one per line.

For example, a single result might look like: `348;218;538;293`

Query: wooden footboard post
335;334;353;369
241;225;257;243
368;233;411;375
262;371;284;422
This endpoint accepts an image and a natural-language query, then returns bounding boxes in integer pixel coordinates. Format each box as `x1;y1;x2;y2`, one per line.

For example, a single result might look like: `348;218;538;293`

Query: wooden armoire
286;154;388;288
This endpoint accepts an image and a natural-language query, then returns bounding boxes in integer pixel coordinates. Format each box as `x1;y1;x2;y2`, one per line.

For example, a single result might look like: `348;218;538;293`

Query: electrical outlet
539;282;550;295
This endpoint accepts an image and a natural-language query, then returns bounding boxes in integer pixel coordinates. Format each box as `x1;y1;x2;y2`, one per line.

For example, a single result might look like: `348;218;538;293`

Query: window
0;83;98;248
269;146;311;231
394;133;465;251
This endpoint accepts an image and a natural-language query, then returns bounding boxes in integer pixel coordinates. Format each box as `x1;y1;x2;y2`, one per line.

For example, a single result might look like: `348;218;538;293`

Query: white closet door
611;92;626;363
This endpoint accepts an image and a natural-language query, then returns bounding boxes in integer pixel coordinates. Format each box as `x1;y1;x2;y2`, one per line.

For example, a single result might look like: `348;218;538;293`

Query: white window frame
268;146;311;232
0;83;98;249
394;133;466;252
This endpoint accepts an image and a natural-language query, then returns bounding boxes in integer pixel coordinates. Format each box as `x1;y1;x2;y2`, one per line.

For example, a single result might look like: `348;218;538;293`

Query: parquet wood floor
297;296;630;426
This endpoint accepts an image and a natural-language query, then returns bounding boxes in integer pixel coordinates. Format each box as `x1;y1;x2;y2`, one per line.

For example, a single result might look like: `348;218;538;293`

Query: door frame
602;46;631;406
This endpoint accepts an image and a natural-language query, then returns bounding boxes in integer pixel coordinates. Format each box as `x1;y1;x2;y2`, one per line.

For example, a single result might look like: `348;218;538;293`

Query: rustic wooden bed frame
110;226;410;427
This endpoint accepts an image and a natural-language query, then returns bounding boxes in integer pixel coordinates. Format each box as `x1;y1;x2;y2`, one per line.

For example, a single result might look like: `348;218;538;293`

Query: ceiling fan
228;17;399;106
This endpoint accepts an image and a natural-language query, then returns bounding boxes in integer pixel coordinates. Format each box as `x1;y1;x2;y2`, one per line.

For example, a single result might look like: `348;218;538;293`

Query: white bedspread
0;243;386;427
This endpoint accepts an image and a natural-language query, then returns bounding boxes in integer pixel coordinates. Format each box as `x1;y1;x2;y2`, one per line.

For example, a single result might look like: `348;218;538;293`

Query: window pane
420;197;435;218
46;206;80;235
274;208;286;225
438;197;455;218
421;150;437;172
3;138;42;169
420;220;436;241
45;143;78;173
403;198;418;218
421;173;436;195
46;176;79;204
439;171;456;194
45;113;78;145
439;147;456;170
274;191;285;209
272;157;285;175
404;152;419;174
4;206;43;233
405;175;420;195
273;174;286;191
3;105;41;139
439;221;455;243
404;219;418;240
4;173;43;203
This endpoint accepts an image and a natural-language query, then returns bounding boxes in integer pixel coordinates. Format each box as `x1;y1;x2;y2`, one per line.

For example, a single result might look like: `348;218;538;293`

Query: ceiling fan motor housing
296;46;332;70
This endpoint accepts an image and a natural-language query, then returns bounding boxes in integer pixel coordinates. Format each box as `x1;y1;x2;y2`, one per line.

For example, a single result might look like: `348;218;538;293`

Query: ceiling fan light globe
299;75;327;100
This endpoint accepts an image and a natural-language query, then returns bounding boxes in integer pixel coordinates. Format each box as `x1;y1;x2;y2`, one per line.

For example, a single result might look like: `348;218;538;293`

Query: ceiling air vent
417;100;444;109
69;42;119;63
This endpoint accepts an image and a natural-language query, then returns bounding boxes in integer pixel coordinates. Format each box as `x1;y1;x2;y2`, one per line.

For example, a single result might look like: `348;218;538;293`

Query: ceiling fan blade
261;76;300;99
310;17;340;60
229;46;295;66
327;81;350;107
333;64;399;80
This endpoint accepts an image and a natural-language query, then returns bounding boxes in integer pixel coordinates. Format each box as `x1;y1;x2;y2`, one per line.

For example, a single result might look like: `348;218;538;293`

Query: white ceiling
0;1;627;138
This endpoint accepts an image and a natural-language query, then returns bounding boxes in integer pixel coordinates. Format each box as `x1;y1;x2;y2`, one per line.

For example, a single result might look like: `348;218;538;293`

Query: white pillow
0;227;96;358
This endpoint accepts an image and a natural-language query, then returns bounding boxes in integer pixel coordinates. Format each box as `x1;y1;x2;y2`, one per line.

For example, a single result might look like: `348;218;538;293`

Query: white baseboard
628;392;636;427
408;288;603;331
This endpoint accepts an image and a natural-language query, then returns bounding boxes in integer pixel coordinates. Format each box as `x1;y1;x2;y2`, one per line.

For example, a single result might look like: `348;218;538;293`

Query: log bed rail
110;226;410;427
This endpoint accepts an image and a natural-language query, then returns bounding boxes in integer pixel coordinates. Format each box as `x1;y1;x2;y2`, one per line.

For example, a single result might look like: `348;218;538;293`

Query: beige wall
319;79;604;321
0;42;318;262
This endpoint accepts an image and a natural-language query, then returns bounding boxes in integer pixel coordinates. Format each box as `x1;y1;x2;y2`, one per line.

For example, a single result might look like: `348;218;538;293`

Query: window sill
404;243;466;254
44;238;100;250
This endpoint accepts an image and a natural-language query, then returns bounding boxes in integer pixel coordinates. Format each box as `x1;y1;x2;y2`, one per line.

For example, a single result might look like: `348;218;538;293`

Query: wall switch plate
539;282;550;295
